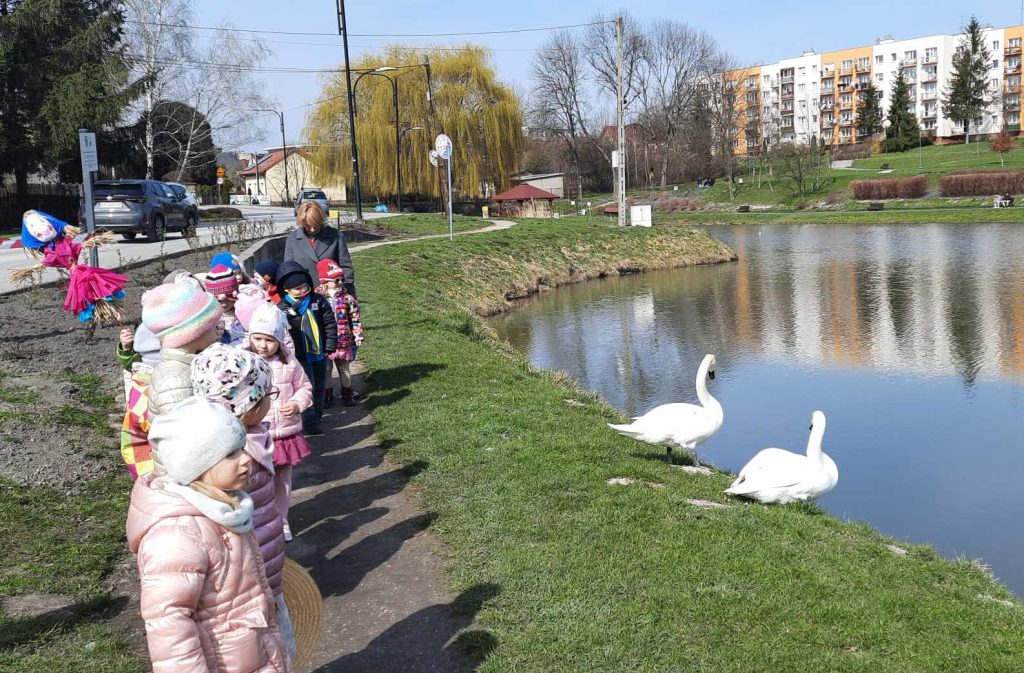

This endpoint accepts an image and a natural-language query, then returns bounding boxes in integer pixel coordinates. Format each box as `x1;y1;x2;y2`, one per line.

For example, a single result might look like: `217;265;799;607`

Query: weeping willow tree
304;46;524;202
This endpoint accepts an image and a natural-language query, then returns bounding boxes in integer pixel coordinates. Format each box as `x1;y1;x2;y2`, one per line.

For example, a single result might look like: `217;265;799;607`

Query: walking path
283;220;513;672
349;218;515;252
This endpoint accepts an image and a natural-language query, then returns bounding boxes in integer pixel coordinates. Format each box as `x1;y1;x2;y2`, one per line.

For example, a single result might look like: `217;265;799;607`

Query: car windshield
302;190;326;200
95;183;143;197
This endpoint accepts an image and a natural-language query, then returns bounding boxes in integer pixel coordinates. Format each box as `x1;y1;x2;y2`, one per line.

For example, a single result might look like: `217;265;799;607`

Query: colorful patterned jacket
120;370;154;479
317;285;364;351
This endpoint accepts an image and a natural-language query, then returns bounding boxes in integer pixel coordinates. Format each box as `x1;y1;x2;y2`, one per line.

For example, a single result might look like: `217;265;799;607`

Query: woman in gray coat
283;201;356;294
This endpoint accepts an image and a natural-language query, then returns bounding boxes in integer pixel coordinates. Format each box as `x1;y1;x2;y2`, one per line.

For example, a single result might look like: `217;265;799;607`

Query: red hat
204;264;240;300
317;259;344;282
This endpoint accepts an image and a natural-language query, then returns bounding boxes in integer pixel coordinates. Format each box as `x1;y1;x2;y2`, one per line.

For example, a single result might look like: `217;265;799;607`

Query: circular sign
429;150;440;167
217;177;224;185
434;134;452;160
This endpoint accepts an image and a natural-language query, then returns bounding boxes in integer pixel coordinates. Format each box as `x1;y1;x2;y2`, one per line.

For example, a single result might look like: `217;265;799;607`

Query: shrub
833;142;872;160
199;206;243;220
939;171;1024;196
653;197;699;213
849;175;928;200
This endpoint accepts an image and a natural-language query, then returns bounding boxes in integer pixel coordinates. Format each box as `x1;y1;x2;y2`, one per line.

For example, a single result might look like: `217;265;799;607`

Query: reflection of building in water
723;224;1024;383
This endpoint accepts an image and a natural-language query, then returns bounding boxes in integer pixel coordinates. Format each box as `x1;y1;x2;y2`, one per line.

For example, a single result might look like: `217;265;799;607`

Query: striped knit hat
142;283;223;349
204;264;240;301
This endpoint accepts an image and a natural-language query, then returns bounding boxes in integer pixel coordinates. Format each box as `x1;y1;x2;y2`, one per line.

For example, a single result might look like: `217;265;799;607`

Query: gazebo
491;184;559;218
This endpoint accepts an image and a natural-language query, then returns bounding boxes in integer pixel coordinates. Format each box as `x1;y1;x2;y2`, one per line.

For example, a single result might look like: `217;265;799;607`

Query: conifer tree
886;72;922;152
856;82;884;137
942;16;993;143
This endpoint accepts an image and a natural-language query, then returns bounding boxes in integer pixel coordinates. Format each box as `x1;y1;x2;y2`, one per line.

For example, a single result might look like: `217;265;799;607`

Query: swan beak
708;370;716;380
809;424;813;431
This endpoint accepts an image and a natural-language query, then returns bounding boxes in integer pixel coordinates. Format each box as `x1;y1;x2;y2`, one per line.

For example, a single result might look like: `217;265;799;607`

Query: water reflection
489;223;1024;594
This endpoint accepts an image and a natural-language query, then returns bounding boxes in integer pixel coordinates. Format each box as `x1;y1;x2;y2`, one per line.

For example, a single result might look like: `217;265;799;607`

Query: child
275;261;337;435
316;260;365;407
205;263;245;346
254;259;281;303
119;283;223;479
191;344;295;662
116;322;160;403
127;396;287;673
247;304;312;541
211;251;251;286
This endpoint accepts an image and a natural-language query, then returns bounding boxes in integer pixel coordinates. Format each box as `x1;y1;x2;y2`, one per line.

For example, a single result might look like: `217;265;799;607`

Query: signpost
434;134;453;241
78;129;99;266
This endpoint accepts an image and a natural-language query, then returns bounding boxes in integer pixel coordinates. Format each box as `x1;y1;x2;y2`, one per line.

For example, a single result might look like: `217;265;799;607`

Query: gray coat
283;225;355;291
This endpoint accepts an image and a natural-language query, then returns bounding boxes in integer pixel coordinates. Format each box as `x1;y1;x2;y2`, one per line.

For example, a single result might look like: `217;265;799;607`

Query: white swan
607;354;723;467
725;410;838;504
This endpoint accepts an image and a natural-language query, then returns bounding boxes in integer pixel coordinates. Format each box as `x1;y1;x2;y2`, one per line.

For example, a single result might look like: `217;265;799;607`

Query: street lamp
353;68;415;212
254;108;290;206
335;0;363;221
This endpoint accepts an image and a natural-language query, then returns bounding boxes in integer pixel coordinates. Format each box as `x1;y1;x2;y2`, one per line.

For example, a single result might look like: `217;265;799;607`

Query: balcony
820;103;834;111
839;118;853;126
922;53;938;64
839;101;854;110
904;76;917;84
839;67;854;75
821;73;835;81
921;109;938;118
855;82;871;90
781;74;794;84
855;62;871;72
1006;84;1022;94
821;120;835;128
1006;46;1023;56
899;57;918;68
1006;62;1022;74
921;92;938;101
921;71;938;82
1007;99;1022;111
781;90;795;100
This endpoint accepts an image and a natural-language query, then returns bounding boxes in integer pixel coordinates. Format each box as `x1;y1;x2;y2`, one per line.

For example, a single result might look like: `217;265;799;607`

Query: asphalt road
0;206;388;295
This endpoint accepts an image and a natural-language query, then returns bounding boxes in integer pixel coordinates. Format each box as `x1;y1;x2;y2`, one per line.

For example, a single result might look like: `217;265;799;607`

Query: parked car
167;182;200;223
85;179;196;242
294;188;329;215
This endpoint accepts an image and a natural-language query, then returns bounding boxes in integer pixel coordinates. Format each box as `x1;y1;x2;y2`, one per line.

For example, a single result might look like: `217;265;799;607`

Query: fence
0;183;82;233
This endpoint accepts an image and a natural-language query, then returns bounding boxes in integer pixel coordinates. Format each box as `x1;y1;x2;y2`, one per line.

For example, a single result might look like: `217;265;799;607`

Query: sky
193;0;1021;151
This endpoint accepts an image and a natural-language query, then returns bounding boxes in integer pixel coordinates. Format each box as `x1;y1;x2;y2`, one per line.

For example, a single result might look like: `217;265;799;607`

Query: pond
489;223;1024;595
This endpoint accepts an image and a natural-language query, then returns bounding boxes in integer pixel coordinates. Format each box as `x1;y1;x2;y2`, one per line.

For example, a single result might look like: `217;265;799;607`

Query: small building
492;184;560;218
514;172;565;198
238;147;346;206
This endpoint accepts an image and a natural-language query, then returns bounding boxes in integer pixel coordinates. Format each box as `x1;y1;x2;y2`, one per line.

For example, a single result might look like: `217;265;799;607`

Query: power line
121;18;611;38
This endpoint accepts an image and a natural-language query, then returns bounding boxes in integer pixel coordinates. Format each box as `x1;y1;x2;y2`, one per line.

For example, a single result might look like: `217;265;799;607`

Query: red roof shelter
492;184;559;218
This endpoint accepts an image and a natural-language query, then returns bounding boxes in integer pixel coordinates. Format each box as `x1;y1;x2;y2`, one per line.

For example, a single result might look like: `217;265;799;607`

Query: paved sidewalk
348;219;515;253
288;367;498;672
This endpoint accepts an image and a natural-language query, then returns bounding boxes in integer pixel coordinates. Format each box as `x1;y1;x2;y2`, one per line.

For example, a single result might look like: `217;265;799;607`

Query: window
858;57;870;69
1012;38;1022;48
875;55;884;64
891;53;897;61
876;73;885;82
1009;112;1021;124
763;74;771;84
798;83;805;93
993;59;1000;69
841;93;853;103
994;40;1001;50
798;66;806;75
1010;74;1021;86
993;78;1001;89
841;59;853;69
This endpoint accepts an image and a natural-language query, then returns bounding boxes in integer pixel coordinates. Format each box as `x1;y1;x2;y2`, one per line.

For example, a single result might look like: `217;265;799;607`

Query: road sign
434;133;452;160
79;131;98;173
217;177;224;185
217;166;226;177
429;150;440;167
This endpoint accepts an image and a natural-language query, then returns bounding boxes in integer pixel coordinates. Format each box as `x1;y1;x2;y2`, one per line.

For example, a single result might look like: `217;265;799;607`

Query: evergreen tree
856;82;884;137
0;0;141;194
886;72;921;152
942;16;993;143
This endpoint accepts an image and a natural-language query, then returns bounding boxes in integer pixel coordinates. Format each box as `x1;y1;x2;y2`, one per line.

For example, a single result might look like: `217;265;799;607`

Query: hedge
939;171;1024;196
850;175;928;200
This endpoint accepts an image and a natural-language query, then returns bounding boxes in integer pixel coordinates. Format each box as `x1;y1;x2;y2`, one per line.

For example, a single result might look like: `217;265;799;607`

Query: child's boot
324;387;334;409
342;386;356;407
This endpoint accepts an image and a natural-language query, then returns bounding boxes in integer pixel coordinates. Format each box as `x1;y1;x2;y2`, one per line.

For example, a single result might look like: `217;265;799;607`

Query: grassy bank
663;206;1024;226
363;213;490;238
355;217;1024;671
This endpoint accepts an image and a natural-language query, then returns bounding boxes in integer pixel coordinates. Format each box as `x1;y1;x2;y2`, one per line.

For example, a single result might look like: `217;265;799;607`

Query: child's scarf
285;292;324;361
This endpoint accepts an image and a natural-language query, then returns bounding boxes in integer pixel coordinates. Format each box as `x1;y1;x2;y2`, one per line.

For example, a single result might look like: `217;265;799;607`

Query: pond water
489;223;1024;595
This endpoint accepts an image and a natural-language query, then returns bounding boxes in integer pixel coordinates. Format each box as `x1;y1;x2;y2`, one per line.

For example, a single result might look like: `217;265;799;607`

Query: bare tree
585;12;646;113
530;30;588;209
122;0;194;178
699;52;750;200
635;20;718;189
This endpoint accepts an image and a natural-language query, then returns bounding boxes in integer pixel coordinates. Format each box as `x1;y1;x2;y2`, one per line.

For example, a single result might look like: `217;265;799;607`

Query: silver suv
294;188;329;215
89;180;198;242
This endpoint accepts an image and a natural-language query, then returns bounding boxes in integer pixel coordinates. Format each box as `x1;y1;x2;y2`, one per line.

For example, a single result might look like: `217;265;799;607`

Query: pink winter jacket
245;425;286;595
126;473;287;673
265;356;313;440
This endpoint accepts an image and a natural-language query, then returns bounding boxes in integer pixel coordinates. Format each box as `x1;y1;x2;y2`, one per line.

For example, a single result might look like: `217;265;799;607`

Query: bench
867;202;884;211
736;205;751;213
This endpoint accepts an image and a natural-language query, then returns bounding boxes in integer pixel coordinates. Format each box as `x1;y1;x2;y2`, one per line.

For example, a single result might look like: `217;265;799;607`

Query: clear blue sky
194;0;1021;150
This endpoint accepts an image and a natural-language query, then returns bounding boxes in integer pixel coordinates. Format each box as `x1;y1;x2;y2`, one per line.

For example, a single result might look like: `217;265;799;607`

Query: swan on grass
725;410;838;504
607;354;723;469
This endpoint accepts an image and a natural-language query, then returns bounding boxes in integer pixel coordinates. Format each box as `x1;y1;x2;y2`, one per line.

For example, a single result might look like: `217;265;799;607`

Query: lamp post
335;0;363;221
254;108;290;206
400;125;424;211
353;67;411;212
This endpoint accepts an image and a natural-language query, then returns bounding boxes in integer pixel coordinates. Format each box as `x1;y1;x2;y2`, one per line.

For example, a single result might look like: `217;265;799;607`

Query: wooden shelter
492;184;559;218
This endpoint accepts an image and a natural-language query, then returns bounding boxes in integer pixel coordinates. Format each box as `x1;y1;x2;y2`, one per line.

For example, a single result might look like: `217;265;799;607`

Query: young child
119;282;223;479
211;251;251;286
316;260;365;407
127;396;287;673
254;259;281;303
191;344;295;661
275;261;337;435
247;304;312;541
116;323;160;403
205;263;245;346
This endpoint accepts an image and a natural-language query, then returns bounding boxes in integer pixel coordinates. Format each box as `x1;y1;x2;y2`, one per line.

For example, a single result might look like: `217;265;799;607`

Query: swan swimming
725;410;838;504
607;354;723;467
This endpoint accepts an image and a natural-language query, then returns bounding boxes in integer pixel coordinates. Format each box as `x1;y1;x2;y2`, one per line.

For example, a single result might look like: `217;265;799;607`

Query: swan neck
806;425;826;460
695;362;720;416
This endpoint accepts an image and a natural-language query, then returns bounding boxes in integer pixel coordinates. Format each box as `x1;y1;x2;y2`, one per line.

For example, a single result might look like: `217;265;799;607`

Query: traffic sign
217;166;226;177
429;150;440;167
79;131;98;173
217;177;224;185
434;134;452;160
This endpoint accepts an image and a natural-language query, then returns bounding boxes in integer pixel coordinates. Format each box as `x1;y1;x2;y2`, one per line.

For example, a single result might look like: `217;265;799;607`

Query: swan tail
607;422;644;440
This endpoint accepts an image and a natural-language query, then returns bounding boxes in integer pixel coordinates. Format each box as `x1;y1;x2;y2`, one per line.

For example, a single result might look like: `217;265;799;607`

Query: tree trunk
660;154;668;191
15;168;28;199
145;86;155;179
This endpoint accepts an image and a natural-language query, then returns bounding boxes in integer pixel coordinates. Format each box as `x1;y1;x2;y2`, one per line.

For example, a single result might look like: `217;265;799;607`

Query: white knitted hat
149;397;247;485
248;303;288;345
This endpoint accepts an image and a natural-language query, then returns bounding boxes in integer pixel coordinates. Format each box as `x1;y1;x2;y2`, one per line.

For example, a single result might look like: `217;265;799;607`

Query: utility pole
616;15;626;227
336;0;363;221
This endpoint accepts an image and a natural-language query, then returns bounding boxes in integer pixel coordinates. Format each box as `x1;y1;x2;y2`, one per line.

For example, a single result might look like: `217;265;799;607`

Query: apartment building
731;23;1024;155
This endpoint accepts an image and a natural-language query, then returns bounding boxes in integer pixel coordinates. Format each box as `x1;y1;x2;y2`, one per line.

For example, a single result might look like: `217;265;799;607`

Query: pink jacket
264;355;313;440
126;473;287;673
245;426;286;595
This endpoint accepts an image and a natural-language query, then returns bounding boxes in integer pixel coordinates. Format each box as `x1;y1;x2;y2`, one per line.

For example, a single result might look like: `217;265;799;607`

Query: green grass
365;213;490;237
354;217;1024;671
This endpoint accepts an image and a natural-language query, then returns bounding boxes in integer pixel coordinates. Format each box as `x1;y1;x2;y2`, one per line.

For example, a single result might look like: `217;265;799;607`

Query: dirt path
349;219;515;253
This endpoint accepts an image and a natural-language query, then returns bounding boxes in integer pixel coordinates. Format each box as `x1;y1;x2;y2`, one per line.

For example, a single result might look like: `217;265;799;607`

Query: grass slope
355;217;1024;672
358;214;489;238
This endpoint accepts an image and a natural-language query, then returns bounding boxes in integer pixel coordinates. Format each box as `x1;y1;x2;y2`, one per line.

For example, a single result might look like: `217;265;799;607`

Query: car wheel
147;215;166;243
121;231;137;241
183;212;197;238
